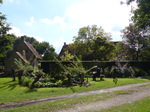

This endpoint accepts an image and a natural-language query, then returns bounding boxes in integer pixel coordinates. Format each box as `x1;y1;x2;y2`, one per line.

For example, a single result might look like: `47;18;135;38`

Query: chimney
21;37;25;42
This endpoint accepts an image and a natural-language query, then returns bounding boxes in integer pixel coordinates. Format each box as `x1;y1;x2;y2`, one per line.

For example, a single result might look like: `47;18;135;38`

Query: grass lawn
98;96;150;112
1;90;132;112
0;77;149;104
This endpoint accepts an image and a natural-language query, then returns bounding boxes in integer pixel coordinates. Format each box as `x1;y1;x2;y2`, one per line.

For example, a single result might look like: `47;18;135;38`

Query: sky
1;0;132;54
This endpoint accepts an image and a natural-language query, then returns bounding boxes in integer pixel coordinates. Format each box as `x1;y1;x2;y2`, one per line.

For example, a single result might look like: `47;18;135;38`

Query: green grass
1;90;133;112
98;96;150;112
0;77;149;104
1;93;109;112
113;90;133;94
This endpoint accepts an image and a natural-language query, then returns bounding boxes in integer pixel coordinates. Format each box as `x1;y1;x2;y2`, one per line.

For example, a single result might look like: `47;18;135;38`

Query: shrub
55;80;63;87
21;76;33;87
132;66;148;77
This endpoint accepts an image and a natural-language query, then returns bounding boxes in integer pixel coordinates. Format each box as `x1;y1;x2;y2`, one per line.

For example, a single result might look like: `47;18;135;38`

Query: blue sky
1;0;132;53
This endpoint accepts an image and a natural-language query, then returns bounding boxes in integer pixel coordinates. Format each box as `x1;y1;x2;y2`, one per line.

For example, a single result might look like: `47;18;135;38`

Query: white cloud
9;0;14;2
9;26;24;36
65;0;132;40
41;16;67;30
5;0;14;3
32;36;44;42
9;26;44;42
52;36;72;53
52;37;65;53
25;17;35;26
6;0;20;4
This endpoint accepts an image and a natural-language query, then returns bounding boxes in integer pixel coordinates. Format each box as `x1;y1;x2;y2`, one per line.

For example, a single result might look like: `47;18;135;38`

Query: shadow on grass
25;88;37;93
2;80;14;84
95;80;105;82
0;81;18;90
69;87;77;93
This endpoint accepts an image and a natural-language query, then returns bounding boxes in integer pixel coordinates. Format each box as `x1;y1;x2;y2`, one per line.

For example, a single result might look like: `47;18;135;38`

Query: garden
0;77;150;112
1;0;150;111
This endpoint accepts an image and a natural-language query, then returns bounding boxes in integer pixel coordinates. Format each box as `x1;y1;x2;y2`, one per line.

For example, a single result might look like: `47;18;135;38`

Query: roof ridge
16;51;30;64
24;41;42;59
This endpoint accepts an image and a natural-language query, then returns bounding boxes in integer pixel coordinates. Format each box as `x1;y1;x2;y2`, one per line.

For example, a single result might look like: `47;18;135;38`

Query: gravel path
59;82;150;112
1;82;150;111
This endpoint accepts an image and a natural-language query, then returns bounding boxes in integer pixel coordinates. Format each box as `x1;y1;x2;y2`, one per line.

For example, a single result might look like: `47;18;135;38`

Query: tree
73;25;113;61
120;0;150;61
56;52;89;87
15;58;45;89
0;11;16;69
114;41;127;61
33;41;57;60
127;0;150;29
60;51;74;61
92;37;115;61
0;0;17;68
42;46;57;61
121;23;150;61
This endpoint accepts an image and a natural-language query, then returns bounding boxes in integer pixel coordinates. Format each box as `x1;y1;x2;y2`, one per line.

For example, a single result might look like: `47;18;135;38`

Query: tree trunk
30;74;41;89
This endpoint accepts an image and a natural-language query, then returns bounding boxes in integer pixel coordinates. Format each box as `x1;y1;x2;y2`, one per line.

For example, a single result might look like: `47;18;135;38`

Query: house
5;37;42;75
58;42;69;57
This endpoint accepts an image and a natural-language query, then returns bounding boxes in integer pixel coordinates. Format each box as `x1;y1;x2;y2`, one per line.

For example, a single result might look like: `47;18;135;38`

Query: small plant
21;76;33;87
110;62;135;78
14;58;45;89
113;77;118;84
55;80;63;87
30;66;45;89
14;58;33;84
55;52;90;87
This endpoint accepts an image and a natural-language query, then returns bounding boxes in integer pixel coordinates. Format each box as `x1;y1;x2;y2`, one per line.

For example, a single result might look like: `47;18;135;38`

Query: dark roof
24;41;42;59
59;42;69;57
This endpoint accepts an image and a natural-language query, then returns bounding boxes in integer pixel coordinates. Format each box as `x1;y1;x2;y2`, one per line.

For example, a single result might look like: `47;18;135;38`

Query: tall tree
0;12;16;58
121;23;150;61
33;41;57;60
42;45;57;61
73;25;113;61
0;1;16;67
127;0;150;29
120;0;150;61
92;37;115;61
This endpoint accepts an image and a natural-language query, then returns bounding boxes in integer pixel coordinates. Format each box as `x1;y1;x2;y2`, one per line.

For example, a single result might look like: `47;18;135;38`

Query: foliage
66;25;115;61
131;66;148;77
121;24;150;61
14;58;33;76
109;62;135;78
21;76;33;87
127;0;150;29
120;0;150;62
92;37;115;60
113;41;126;61
0;12;16;60
60;51;74;61
14;58;45;89
55;52;90;87
33;40;57;60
